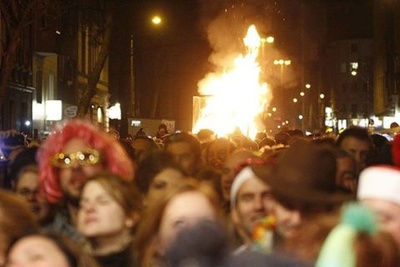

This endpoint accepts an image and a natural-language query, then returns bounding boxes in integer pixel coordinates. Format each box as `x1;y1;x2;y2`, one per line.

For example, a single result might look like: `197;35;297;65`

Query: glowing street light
305;84;311;89
300;91;305;97
151;15;162;25
320;93;325;99
299;115;303;120
274;59;291;66
293;98;298;103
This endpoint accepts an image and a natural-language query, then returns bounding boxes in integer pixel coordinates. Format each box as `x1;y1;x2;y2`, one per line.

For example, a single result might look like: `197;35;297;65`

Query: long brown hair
0;189;40;262
355;231;400;267
134;179;223;266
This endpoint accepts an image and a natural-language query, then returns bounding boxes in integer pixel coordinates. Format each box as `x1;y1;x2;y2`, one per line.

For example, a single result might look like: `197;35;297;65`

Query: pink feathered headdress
38;119;135;203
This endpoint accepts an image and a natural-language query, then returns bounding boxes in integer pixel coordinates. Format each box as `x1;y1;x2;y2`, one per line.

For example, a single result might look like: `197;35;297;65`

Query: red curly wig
38;119;135;203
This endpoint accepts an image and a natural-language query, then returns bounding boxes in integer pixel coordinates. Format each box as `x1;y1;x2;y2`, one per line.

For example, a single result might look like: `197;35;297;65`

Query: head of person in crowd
77;172;142;263
155;123;169;140
391;121;400;129
256;141;353;262
195;129;217;173
231;135;259;151
8;147;54;225
135;150;187;206
258;136;276;149
135;179;223;267
316;202;400;267
163;132;203;177
357;165;400;247
285;129;305;146
367;133;393;165
107;126;120;140
6;233;100;267
13;164;54;226
274;131;291;146
38;119;135;206
336;126;374;172
196;128;216;144
334;148;358;193
255;132;267;145
0;189;40;266
130;135;159;164
8;146;38;184
219;150;264;205
164;219;231;267
205;137;236;171
230;161;275;248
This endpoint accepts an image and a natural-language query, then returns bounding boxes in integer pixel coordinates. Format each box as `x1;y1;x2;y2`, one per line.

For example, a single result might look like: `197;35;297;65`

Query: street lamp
130;15;163;118
261;36;275;44
151;15;162;25
274;59;291;122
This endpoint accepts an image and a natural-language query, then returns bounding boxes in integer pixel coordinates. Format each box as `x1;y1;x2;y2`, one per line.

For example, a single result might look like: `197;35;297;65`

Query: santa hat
357;165;400;205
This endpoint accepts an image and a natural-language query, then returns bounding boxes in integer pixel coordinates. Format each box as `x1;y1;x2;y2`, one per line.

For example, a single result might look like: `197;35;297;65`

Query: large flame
193;25;270;139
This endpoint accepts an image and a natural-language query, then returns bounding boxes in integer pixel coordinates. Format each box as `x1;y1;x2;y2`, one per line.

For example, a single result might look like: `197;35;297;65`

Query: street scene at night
1;0;400;266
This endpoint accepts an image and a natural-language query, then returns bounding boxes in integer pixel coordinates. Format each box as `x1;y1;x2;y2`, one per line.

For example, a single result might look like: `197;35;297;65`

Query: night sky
110;0;372;132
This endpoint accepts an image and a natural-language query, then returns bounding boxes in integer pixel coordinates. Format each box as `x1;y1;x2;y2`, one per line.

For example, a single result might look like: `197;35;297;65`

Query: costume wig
38;119;135;203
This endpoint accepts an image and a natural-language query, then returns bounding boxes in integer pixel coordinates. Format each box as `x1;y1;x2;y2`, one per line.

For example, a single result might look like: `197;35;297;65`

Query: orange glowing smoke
192;25;271;139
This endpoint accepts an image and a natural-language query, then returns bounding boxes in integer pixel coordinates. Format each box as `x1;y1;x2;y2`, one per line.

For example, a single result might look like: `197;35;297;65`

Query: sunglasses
51;149;101;168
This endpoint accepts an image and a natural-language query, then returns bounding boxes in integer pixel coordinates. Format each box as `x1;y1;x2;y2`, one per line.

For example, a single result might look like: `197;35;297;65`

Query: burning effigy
192;25;271;139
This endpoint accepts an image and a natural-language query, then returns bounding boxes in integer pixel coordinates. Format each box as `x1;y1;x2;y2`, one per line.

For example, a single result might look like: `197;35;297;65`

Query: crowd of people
0;119;400;267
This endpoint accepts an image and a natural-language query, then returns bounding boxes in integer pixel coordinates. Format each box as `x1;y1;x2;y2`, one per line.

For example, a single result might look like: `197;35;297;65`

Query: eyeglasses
51;149;101;168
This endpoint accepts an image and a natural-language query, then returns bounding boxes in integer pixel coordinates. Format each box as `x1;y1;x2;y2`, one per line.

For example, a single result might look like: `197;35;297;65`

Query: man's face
165;142;196;176
131;138;153;163
206;141;231;171
362;198;400;246
273;201;302;239
340;137;371;170
58;138;103;204
336;157;357;192
233;178;274;239
146;168;186;206
15;170;50;223
220;153;259;202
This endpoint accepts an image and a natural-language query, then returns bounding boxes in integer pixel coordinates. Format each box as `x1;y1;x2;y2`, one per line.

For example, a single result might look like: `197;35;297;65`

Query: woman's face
6;235;71;267
146;168;186;205
157;191;217;253
77;180;130;239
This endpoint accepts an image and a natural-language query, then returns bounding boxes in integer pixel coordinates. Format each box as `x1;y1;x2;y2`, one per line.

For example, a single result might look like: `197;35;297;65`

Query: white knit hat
230;166;258;210
357;165;400;205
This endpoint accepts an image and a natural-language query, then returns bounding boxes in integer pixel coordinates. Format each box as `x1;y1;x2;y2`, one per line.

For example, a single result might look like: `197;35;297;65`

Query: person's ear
126;211;140;228
231;208;240;226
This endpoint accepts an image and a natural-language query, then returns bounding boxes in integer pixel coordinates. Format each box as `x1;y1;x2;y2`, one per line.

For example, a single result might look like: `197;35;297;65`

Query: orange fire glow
193;25;271;139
